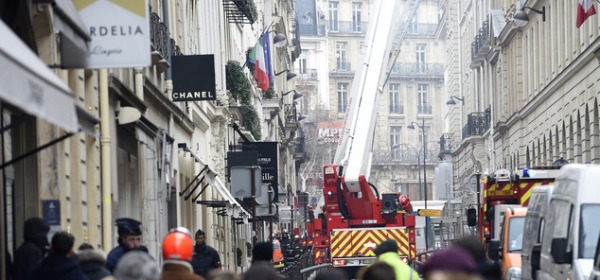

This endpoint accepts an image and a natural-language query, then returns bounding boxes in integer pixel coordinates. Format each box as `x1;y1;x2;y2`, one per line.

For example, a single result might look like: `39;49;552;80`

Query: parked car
522;185;553;280
538;164;600;280
590;233;600;280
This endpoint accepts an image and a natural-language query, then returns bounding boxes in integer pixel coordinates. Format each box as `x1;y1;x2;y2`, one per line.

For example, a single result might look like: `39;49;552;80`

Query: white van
538;164;600;280
591;234;600;280
521;185;553;280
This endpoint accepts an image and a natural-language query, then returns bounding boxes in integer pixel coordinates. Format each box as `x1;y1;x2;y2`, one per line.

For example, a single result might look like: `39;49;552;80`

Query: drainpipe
162;0;172;94
99;68;112;250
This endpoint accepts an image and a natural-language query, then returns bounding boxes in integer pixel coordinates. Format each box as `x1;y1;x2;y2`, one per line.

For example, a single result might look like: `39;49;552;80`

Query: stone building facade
0;0;301;277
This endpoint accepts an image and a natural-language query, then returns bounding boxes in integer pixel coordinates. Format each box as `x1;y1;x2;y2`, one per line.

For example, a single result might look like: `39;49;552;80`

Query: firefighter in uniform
272;231;285;269
292;235;303;261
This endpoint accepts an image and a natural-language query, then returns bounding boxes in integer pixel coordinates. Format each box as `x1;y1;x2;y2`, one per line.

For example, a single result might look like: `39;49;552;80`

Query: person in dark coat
106;218;143;273
191;229;221;278
29;231;88;280
12;217;50;280
76;243;111;280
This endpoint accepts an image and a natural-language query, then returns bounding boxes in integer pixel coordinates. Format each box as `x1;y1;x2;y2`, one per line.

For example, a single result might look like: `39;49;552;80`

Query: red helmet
163;227;193;261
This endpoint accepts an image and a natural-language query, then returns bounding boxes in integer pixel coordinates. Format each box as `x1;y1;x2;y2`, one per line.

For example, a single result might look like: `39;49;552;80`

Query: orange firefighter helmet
163;227;194;261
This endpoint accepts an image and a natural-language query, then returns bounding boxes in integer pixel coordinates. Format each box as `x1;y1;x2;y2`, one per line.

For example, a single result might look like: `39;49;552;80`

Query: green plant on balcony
240;104;261;139
226;60;262;139
232;0;258;24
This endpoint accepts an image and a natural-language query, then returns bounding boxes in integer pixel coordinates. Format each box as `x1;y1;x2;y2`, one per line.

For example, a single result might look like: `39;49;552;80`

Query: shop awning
0;20;95;135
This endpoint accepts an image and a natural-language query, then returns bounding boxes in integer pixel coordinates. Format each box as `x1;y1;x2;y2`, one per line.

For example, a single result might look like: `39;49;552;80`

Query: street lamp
513;6;546;27
407;119;427;209
408;119;429;252
446;96;464;106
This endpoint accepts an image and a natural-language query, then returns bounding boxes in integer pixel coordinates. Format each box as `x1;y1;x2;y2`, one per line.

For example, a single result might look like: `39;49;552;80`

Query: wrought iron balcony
170;38;182;56
462;108;491;139
390;63;444;77
333;61;351;72
372;148;441;165
150;12;169;63
438;133;454;159
405;23;439;36
471;19;490;63
223;0;257;24
328;21;369;34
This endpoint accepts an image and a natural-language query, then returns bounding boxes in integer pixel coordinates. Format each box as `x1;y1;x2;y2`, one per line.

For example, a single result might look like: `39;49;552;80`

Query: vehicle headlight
505;267;521;280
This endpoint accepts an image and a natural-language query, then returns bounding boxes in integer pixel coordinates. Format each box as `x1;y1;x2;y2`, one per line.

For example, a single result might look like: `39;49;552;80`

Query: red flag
577;0;596;28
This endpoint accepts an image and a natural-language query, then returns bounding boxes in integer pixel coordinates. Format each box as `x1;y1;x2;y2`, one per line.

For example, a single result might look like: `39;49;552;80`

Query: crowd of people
6;217;224;280
4;217;502;280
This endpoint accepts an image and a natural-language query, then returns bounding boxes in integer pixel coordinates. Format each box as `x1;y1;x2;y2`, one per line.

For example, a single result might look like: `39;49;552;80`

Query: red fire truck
304;0;422;275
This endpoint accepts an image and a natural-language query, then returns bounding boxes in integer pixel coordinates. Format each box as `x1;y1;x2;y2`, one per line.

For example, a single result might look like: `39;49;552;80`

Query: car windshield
579;204;600;258
508;217;525;253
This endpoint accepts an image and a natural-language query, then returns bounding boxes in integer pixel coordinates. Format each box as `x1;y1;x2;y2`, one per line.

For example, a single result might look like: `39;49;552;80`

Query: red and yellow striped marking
330;228;409;258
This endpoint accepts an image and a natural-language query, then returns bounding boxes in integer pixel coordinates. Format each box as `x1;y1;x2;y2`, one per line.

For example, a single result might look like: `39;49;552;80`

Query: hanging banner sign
171;55;216;101
73;0;150;68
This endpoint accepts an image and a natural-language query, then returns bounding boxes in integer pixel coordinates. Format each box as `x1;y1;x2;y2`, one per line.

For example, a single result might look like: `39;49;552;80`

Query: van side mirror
551;238;572;264
488;240;501;261
467;208;477;227
531;244;542;272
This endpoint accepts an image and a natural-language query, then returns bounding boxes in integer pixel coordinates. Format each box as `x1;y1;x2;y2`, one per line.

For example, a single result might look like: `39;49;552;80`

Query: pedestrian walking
191;229;221;278
12;217;50;280
29;231;88;280
113;251;158;280
242;241;281;280
160;227;204;280
373;239;420;280
106;218;143;273
76;243;111;280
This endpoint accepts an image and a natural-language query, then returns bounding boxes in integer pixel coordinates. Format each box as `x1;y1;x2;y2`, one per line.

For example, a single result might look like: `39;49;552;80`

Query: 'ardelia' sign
73;0;150;68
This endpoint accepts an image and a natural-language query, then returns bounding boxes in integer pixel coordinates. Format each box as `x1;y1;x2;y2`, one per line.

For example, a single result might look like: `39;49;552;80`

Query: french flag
577;0;596;28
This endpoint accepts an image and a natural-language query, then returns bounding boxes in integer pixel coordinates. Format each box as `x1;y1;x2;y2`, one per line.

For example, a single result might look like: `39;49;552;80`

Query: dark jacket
161;261;204;280
77;249;111;280
13;218;50;280
191;244;220;278
29;253;88;280
105;245;127;273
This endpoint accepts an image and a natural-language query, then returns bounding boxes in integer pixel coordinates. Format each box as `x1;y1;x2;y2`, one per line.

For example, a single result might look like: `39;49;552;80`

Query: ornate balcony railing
328;21;369;34
150;12;169;61
405;23;438;36
372;148;441;165
462;107;491;139
390;63;444;77
471;19;490;63
333;61;351;72
223;0;257;24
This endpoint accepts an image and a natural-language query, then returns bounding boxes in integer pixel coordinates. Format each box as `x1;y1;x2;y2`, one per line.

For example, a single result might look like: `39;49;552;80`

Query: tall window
299;53;307;74
329;2;339;32
390;126;402;148
337;83;349;113
417;84;430;114
389;83;402;114
336;42;348;70
352;2;362;32
416;44;426;72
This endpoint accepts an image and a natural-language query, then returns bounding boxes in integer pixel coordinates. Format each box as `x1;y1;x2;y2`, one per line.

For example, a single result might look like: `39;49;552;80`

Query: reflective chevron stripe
330;228;409;258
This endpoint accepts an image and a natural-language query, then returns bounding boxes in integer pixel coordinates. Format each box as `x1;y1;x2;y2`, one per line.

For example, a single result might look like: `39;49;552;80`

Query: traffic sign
418;209;442;217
